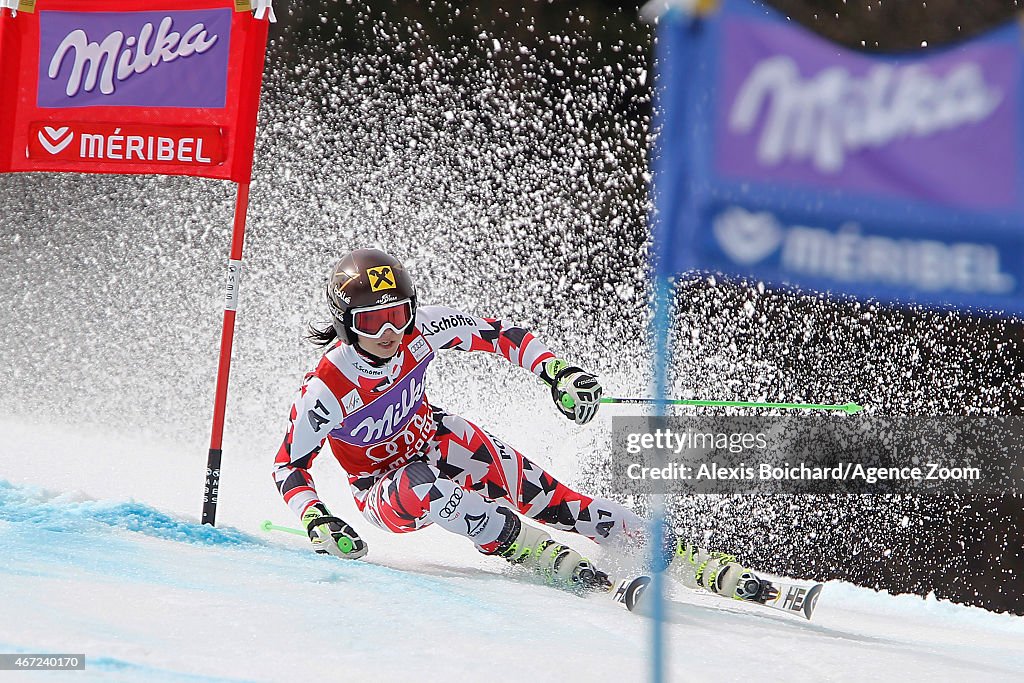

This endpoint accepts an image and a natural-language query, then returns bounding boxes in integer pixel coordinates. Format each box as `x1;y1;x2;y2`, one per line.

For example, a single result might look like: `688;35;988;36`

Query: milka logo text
48;18;219;98
729;56;1002;173
351;376;425;444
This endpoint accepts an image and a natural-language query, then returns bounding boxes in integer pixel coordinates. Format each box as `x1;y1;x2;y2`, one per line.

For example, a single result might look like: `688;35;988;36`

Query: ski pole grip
550;365;584;411
262;520;355;554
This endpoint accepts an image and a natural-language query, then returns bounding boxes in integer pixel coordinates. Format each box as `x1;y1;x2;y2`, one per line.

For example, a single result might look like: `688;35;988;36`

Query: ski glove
302;503;368;559
540;358;603;425
252;0;277;23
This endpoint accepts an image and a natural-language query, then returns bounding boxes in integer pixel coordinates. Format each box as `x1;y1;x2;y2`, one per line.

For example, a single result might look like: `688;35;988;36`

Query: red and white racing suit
272;305;646;553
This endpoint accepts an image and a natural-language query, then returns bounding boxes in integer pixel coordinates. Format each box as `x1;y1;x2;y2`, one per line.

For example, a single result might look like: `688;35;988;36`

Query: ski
747;578;824;620
262;520;823;620
607;575;653;612
603;574;823;620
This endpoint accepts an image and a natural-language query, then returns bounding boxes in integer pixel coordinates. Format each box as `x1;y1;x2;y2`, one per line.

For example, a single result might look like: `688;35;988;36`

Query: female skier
273;248;760;598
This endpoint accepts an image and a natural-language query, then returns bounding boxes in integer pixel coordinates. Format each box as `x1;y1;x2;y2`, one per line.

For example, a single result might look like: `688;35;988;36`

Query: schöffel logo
38;9;232;109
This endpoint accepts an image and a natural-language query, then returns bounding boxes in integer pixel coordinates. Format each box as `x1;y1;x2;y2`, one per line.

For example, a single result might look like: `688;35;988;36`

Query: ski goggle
349;299;414;338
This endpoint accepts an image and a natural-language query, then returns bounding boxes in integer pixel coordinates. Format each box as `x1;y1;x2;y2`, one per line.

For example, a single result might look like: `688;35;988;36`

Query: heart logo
712;207;784;265
38;126;74;155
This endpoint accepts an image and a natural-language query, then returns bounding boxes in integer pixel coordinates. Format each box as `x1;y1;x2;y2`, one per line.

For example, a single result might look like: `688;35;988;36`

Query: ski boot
668;538;765;601
487;510;611;593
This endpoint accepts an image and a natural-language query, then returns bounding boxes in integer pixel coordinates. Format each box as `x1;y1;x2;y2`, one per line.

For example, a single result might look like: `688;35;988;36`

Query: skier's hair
306;321;338;347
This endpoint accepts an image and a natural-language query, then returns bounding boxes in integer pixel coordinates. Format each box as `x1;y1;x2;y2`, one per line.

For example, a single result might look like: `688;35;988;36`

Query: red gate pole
202;180;251;526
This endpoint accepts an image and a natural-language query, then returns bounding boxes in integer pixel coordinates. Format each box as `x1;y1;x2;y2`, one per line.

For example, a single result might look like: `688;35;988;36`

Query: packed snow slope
1;417;1022;683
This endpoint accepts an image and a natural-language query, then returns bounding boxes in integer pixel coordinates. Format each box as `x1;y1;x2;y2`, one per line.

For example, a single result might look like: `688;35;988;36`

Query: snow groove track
2;476;1023;682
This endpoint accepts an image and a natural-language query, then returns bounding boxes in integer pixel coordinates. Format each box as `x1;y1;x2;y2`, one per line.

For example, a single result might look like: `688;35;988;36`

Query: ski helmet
326;248;418;346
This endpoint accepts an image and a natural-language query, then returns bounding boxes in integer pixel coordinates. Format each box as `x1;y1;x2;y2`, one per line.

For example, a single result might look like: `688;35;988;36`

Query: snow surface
1;416;1022;683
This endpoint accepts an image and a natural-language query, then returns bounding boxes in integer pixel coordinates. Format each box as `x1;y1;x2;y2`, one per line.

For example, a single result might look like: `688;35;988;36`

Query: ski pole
598;397;863;413
260;519;355;554
555;393;862;414
260;520;305;536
